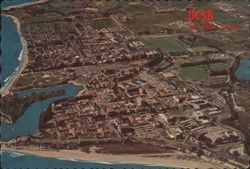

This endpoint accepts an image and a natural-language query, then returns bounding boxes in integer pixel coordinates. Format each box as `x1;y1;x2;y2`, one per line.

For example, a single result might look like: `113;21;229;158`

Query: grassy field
173;55;206;65
178;34;232;51
144;38;187;53
124;13;184;34
15;75;34;88
168;1;190;9
190;46;218;53
94;1;153;14
209;58;233;71
178;65;209;80
125;5;154;14
178;58;232;80
197;36;231;51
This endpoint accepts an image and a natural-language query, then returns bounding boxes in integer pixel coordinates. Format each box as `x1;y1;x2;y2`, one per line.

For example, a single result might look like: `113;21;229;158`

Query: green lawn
125;5;154;14
173;55;206;65
209;58;233;71
169;1;190;9
124;13;183;33
95;1;153;15
144;38;187;53
15;75;34;87
195;35;231;51
178;66;209;80
190;46;218;53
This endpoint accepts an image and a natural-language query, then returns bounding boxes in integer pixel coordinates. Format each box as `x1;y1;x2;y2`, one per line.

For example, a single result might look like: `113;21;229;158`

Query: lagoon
236;57;250;80
1;84;82;141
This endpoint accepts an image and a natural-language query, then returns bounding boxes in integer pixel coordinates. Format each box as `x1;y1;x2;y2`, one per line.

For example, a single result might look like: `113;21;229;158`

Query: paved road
140;33;186;39
215;94;245;142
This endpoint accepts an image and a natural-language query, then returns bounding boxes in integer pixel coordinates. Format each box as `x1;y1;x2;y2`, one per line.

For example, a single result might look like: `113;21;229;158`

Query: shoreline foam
1;0;49;95
0;14;28;95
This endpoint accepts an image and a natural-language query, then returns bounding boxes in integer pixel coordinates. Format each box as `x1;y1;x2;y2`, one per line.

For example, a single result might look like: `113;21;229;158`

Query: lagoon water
1;84;82;142
236;57;250;80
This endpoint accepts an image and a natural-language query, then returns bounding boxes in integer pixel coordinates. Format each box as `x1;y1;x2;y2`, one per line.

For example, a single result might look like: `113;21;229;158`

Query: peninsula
1;0;250;168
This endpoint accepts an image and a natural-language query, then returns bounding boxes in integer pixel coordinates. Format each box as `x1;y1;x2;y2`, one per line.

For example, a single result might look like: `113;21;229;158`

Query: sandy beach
2;147;222;169
68;80;85;88
0;14;29;96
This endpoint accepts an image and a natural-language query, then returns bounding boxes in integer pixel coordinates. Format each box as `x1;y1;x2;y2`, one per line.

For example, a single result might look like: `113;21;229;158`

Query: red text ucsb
188;9;215;21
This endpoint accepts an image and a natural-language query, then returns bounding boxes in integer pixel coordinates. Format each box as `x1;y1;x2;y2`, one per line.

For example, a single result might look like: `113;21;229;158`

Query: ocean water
0;15;22;89
1;151;176;169
1;0;39;9
236;57;250;80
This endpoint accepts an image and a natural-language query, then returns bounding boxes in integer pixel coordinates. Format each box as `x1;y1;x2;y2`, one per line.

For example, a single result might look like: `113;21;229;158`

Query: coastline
0;14;28;96
2;147;221;169
1;0;49;95
2;0;48;11
0;2;246;169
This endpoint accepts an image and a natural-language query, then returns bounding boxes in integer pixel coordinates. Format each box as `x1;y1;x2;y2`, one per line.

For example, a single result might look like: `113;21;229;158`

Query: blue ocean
1;0;40;9
0;15;22;89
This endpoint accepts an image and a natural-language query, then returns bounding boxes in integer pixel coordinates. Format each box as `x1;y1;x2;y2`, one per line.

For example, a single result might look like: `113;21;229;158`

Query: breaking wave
9;152;25;158
57;158;79;162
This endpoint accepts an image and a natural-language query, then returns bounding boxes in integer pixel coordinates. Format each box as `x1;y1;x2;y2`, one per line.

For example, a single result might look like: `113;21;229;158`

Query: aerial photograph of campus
0;0;250;168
